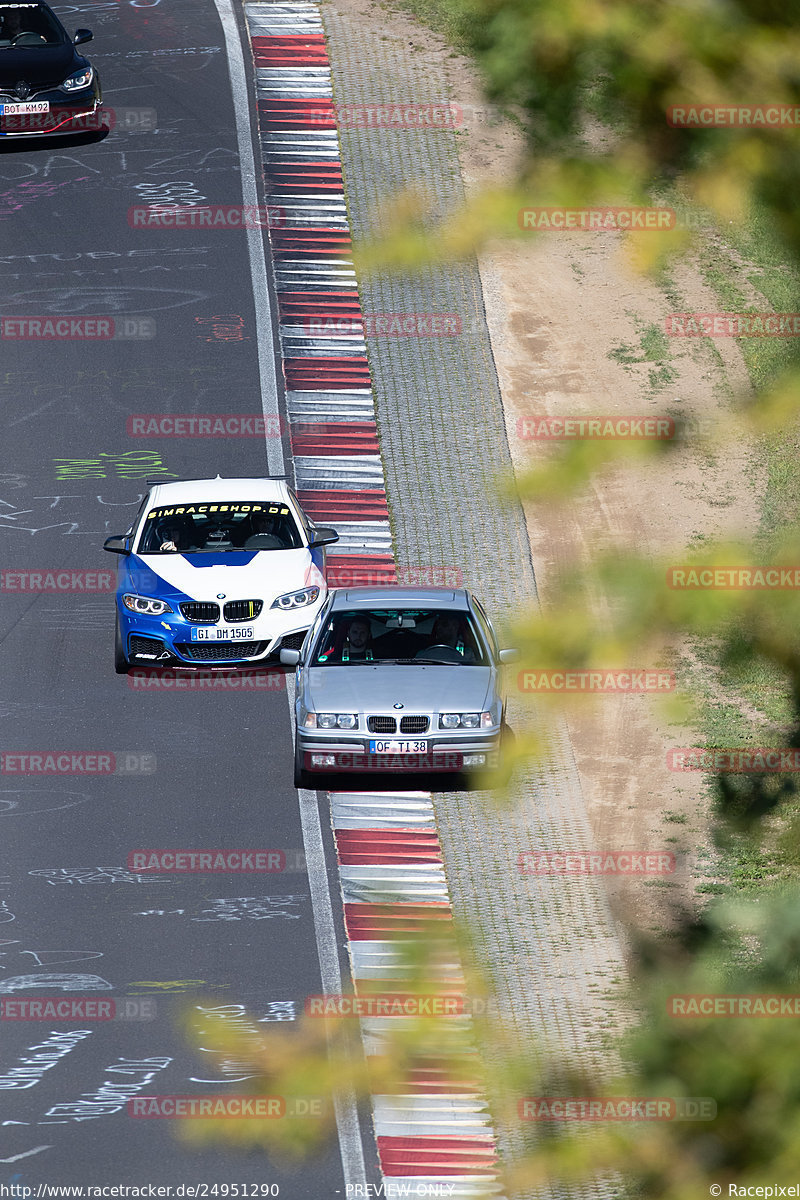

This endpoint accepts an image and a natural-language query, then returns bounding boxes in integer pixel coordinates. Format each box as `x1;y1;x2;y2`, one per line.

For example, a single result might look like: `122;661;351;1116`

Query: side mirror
103;535;130;556
74;28;93;44
309;526;339;548
498;648;520;664
280;648;301;666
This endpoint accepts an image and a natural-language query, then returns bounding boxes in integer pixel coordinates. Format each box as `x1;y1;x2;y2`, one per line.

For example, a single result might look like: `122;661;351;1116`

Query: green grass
655;190;800;895
607;320;678;397
379;0;471;52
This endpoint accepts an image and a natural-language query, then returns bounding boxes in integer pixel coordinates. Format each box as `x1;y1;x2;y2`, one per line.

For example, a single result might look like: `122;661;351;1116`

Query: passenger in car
157;522;186;552
341;616;374;662
0;9;26;42
317;615;376;663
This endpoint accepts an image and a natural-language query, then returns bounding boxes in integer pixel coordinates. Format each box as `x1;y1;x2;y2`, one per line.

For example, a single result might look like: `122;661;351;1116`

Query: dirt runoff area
454;120;767;936
452;53;764;934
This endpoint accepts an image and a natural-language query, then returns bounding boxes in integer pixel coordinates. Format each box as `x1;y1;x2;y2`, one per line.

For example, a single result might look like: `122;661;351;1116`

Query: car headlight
315;713;358;730
439;712;493;729
122;593;173;616
271;587;320;611
62;66;94;92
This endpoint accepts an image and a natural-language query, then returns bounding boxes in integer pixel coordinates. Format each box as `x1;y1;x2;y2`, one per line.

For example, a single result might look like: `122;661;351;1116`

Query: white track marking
212;0;283;478
0;1146;52;1163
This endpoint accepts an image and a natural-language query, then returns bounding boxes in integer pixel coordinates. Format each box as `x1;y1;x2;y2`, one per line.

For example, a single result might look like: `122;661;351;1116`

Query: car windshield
137;502;303;554
311;608;488;666
0;3;65;46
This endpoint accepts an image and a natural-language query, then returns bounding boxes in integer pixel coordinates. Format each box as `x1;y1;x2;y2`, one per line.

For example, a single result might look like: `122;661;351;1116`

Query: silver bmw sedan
280;586;518;787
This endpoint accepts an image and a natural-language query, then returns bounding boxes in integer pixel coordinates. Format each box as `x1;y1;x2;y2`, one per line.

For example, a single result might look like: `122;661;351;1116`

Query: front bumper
117;597;321;671
296;732;502;773
0;87;103;137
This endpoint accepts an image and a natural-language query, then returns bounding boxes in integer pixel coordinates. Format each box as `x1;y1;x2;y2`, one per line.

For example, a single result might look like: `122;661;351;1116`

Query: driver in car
427;613;476;663
241;510;285;550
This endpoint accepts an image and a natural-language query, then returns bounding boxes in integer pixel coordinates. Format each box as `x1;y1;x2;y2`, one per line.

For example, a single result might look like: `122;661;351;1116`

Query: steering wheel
413;643;464;664
12;32;47;44
243;533;284;550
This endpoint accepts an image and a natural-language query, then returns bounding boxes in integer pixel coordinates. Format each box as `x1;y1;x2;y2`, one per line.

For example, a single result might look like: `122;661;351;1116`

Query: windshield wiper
398;656;462;665
314;658;377;666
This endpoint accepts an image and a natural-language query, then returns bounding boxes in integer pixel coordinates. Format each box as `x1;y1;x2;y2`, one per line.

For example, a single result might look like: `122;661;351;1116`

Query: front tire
114;615;130;675
293;739;314;789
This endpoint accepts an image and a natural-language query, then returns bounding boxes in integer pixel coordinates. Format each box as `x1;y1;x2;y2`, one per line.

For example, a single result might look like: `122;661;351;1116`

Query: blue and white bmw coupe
104;477;338;673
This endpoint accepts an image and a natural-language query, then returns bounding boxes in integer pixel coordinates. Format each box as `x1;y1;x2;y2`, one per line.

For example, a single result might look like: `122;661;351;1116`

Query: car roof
146;477;291;508
330;587;470;609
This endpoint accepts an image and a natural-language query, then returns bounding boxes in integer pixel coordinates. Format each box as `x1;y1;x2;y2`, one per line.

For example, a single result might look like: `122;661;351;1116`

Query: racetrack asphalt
0;0;374;1188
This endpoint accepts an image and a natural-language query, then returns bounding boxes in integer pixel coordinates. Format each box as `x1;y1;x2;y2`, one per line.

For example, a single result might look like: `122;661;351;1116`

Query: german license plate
369;739;428;754
0;101;49;114
191;626;254;642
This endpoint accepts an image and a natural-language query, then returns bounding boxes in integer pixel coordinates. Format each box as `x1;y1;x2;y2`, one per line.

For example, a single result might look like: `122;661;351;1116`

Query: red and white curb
245;0;394;589
243;5;505;1195
332;792;503;1196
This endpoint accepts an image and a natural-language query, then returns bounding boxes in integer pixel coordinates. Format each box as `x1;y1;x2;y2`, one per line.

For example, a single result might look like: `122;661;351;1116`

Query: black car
0;0;102;138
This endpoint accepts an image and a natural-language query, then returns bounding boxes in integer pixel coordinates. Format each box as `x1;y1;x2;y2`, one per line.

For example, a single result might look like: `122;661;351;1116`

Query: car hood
304;664;493;714
0;44;78;87
122;549;324;606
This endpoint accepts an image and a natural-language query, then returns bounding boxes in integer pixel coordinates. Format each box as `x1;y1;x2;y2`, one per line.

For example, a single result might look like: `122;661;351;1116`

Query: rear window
0;3;66;46
137;501;303;554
